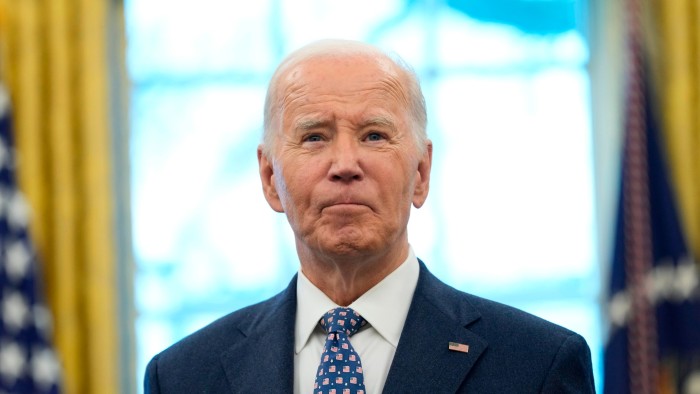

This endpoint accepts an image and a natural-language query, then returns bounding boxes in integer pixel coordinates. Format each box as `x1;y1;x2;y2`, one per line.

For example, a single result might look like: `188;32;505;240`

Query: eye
365;132;384;142
303;134;324;142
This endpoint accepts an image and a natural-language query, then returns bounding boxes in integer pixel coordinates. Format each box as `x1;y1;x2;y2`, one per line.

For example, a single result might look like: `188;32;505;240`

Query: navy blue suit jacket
145;261;595;393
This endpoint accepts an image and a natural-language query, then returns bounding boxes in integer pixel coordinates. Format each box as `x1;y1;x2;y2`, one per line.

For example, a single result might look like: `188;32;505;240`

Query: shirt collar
295;247;420;353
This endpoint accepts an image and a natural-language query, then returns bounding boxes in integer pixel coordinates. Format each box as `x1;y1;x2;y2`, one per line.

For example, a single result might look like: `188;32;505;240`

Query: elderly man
145;40;595;393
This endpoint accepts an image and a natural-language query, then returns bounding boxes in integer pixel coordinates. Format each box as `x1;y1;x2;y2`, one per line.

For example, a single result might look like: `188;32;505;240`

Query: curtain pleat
78;0;120;388
0;0;122;393
653;0;700;259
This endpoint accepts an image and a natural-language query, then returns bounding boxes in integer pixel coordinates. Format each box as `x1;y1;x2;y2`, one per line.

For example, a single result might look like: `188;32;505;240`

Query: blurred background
1;0;699;393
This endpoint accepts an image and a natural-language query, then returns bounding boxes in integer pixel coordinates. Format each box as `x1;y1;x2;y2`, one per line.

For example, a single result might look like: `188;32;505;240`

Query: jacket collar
383;260;488;392
217;261;488;392
220;275;298;392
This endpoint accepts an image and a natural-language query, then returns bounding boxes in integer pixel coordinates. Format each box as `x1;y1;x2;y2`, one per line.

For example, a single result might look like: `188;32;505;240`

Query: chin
317;232;379;257
301;222;395;258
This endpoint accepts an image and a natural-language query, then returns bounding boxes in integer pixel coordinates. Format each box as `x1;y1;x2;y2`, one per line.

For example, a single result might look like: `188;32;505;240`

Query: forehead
276;54;411;119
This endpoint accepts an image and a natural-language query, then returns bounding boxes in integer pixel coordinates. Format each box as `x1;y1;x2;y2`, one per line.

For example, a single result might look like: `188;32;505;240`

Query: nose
328;135;364;183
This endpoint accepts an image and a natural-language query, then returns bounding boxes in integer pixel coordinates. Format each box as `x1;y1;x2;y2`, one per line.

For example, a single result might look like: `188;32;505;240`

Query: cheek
382;159;416;195
276;169;311;212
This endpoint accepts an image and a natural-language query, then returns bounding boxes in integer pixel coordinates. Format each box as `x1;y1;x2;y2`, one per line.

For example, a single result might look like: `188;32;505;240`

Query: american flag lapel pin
448;341;469;353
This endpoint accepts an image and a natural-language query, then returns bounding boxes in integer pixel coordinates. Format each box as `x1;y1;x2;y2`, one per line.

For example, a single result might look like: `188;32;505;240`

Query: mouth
324;202;366;209
321;201;371;213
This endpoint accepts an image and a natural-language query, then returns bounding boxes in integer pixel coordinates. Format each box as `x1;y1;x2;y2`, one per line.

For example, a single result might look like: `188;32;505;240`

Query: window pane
126;0;277;78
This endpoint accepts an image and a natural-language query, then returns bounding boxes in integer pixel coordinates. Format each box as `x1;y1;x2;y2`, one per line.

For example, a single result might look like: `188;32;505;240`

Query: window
126;0;600;390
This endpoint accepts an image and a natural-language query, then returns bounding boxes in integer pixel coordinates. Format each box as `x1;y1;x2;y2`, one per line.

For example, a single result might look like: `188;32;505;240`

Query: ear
412;140;433;208
258;145;284;213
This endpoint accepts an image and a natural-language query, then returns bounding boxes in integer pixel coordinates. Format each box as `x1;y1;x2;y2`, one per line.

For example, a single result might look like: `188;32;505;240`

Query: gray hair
261;39;428;157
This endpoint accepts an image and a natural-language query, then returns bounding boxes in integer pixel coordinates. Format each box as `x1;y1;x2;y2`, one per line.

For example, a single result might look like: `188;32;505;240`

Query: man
145;39;595;393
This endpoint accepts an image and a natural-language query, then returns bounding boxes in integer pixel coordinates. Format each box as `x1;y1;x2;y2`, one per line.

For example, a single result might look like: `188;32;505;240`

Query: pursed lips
320;199;372;212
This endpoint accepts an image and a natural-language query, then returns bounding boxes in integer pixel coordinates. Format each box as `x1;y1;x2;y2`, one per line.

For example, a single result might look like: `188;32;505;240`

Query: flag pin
448;342;469;353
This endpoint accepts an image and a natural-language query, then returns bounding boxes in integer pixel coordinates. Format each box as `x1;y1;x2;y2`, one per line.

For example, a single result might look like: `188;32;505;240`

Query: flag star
608;291;630;327
0;342;26;382
3;291;30;331
7;191;31;229
675;262;699;300
647;264;675;302
31;347;61;388
6;240;32;282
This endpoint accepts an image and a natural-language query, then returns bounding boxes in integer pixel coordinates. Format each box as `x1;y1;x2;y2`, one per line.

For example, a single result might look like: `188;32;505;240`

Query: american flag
603;0;700;390
603;76;700;393
448;342;469;353
0;85;62;393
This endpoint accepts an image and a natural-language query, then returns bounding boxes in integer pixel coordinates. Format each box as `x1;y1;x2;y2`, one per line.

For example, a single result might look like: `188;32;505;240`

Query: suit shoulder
144;280;297;392
158;288;292;362
458;292;594;392
426;276;595;393
465;292;580;339
418;263;582;344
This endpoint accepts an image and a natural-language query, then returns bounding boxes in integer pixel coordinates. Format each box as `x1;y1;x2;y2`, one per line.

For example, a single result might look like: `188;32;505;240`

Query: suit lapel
215;263;487;392
220;276;298;393
383;263;488;393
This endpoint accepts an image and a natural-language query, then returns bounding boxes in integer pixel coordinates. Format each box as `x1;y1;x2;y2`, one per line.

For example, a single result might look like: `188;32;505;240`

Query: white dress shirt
294;248;420;394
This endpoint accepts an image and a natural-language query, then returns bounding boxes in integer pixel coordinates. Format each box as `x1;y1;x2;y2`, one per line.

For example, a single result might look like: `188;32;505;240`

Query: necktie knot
320;307;366;337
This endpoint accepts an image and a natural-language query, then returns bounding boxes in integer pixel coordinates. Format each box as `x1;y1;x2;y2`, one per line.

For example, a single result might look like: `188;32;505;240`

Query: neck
298;241;410;306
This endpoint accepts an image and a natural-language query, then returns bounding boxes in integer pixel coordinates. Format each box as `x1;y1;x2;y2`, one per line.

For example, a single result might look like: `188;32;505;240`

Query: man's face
258;54;431;260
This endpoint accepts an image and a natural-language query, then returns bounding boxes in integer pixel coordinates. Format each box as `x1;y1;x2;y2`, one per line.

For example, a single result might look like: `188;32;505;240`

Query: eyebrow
295;118;331;131
294;115;397;131
361;116;397;131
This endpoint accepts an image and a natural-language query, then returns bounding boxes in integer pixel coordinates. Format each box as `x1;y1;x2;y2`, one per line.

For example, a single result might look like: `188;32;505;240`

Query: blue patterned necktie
314;307;367;394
